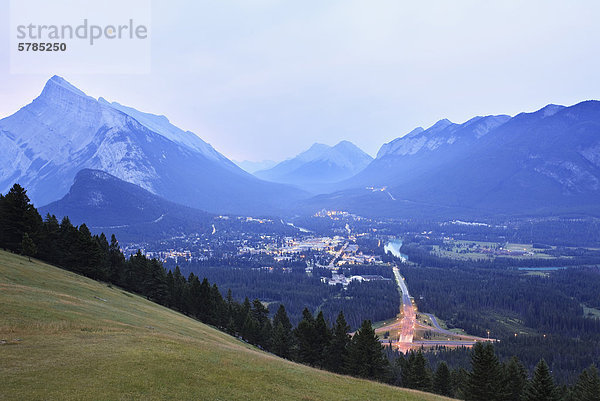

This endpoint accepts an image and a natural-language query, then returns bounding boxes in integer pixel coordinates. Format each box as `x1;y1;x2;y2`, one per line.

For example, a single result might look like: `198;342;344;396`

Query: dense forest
170;262;399;329
2;183;599;400
399;239;600;383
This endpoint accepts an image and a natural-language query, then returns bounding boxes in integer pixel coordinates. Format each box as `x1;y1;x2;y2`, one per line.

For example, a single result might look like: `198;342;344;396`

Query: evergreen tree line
390;343;600;401
172;261;400;330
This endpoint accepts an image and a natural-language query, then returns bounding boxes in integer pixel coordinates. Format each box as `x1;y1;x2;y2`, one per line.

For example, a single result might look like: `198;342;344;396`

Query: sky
1;0;600;162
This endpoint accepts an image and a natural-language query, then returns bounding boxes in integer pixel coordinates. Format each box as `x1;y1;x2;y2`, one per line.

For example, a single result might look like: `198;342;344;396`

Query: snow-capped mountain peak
98;98;228;163
254;140;372;189
0;76;275;210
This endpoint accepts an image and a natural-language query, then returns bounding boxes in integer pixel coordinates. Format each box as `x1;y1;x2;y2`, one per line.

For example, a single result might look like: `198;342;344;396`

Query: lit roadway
375;267;415;353
375;267;492;353
328;242;348;268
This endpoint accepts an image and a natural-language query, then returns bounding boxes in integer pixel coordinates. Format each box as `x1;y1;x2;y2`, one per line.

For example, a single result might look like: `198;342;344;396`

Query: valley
2;75;600;400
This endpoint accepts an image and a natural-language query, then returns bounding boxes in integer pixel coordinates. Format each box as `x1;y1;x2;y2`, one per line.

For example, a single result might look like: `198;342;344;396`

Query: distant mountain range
254;141;373;192
2;75;599;223
234;159;278;174
0;76;305;215
309;101;600;218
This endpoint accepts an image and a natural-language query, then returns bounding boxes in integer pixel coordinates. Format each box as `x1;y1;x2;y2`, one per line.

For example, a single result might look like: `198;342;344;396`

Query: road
328;242;348;268
375;267;492;352
423;313;493;342
375;267;415;353
424;313;461;337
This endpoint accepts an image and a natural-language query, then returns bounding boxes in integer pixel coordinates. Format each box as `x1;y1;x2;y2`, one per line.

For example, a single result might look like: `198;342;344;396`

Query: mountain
40;169;214;242
234;159;278;173
254;141;373;191
307;101;600;218
0;76;306;215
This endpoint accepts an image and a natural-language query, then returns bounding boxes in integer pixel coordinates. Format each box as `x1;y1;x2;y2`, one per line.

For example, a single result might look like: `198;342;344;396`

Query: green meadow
0;250;451;401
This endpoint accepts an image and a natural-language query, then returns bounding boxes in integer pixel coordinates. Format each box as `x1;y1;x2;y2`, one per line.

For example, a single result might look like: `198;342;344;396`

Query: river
384;239;409;262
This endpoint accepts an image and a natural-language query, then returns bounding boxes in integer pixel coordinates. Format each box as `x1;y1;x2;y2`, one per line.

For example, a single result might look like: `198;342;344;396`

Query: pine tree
572;365;600;401
21;232;37;261
345;320;389;381
325;311;351;373
0;184;42;253
433;361;452;397
410;351;432;392
186;273;202;317
524;359;559;401
166;270;175;308
466;342;503;401
314;311;332;367
37;214;60;264
144;259;169;304
401;351;416;388
196;278;212;322
171;266;186;312
209;284;226;327
224;289;237;334
451;367;469;400
75;224;102;279
236;297;252;334
271;305;294;359
294;308;318;365
95;233;111;281
241;312;259;344
108;234;126;285
504;356;528;401
251;299;271;349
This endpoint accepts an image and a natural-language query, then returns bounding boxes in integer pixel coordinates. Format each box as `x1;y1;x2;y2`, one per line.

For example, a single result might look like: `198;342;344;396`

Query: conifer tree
345;320;389;381
0;184;42;252
251;299;271;349
433;361;452;397
236;297;252;334
186;273;202;317
410;350;432;392
504;356;528;401
294;308;318;365
572;365;600;401
144;258;168;304
524;359;559;401
37;214;60;264
271;304;294;359
21;232;37;261
171;266;186;312
466;342;503;401
210;283;226;327
314;311;332;367
451;367;469;399
401;351;416;388
325;311;350;373
224;289;237;334
108;234;126;285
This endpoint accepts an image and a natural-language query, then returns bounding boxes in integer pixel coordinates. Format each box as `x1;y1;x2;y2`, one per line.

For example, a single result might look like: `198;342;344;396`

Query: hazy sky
1;0;600;161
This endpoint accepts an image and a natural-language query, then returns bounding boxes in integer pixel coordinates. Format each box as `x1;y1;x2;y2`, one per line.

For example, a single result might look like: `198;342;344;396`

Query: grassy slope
0;251;451;401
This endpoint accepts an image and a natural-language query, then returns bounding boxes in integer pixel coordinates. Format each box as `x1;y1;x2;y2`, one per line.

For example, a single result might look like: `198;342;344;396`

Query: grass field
0;251;451;401
432;240;556;261
583;304;600;319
